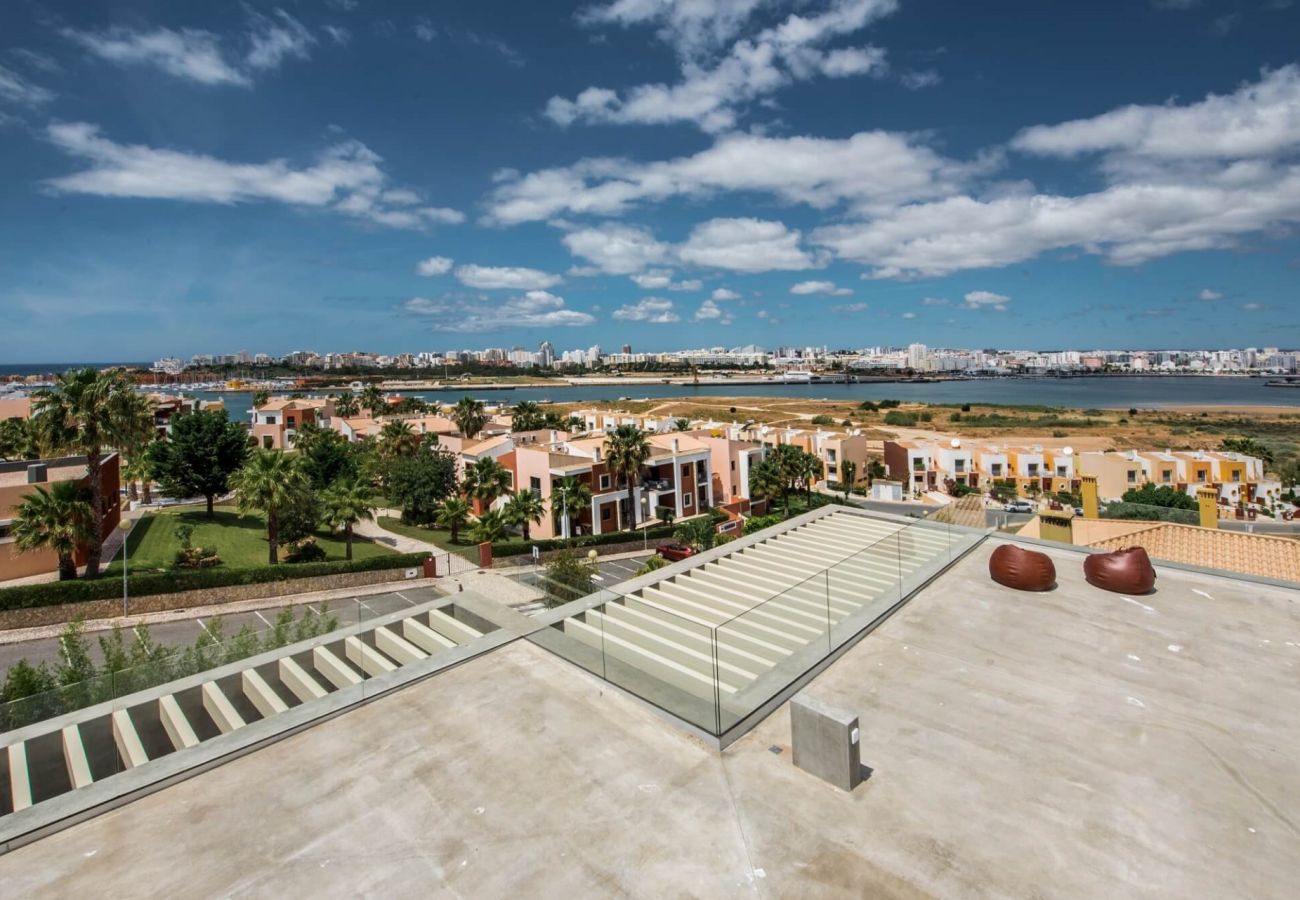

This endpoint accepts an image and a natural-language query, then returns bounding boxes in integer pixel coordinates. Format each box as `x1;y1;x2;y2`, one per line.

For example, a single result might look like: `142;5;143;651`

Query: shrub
878;399;901;409
1102;503;1199;525
960;404;971;412
635;555;668;576
491;524;678;557
743;513;784;534
544;550;599;605
0;552;430;612
1083;409;1103;417
883;411;919;426
919;412;933;422
810;414;835;425
284;537;328;564
858;401;878;412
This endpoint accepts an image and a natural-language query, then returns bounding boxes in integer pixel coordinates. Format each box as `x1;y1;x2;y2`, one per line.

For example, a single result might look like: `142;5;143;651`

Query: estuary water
193;376;1300;422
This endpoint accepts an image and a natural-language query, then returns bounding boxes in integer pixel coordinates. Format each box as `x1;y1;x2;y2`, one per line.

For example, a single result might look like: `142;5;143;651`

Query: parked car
1074;506;1085;516
656;542;695;562
1004;500;1036;513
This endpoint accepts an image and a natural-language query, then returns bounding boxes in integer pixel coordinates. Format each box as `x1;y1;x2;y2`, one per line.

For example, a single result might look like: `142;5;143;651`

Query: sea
4;364;1296;421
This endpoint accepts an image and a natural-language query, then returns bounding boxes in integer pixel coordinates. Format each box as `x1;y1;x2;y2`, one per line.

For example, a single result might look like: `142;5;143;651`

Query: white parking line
194;618;221;646
395;591;417;606
254;611;272;628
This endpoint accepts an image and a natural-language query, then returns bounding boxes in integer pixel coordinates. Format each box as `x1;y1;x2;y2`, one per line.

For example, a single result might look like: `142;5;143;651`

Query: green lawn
106;506;394;574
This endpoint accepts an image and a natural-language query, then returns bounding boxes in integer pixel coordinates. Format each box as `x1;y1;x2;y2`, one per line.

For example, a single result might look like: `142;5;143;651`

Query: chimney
672;438;679;453
594;447;601;462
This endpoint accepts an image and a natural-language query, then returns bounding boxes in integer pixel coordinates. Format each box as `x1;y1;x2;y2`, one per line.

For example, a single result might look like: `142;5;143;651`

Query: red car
656;542;695;562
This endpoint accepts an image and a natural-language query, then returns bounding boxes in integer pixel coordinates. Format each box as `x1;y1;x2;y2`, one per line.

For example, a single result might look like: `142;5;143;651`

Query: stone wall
0;568;423;630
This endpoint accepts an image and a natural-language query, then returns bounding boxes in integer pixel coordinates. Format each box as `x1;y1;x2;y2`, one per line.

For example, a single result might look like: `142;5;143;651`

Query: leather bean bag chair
1084;546;1156;595
989;544;1056;591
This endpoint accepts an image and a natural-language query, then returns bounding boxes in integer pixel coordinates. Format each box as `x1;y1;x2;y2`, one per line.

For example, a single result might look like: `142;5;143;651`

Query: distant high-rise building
538;340;555;368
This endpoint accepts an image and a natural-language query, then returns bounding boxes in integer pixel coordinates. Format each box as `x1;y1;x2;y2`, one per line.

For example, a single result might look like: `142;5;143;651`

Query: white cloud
679;218;818;272
0;64;54;106
403;290;594;332
832;302;868;313
44;123;461;231
815;166;1300;277
486;130;981;225
324;26;352;46
1240;301;1263;310
900;69;941;90
561;223;670;275
62;11;315;87
921;296;950;305
416;256;454;276
454;264;562;290
630;271;703;291
1012;66;1300;162
961;290;1010;311
711;288;741;300
901;311;916;319
1199;288;1223;301
790;280;851;295
612;297;680;323
693;299;733;323
415;18;437;42
550;1;897;132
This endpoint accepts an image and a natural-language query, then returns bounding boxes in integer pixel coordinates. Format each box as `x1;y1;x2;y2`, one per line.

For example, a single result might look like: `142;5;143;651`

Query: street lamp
120;517;132;618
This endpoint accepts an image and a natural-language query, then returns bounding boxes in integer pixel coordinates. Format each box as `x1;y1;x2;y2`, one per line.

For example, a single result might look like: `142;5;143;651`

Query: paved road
0;585;445;673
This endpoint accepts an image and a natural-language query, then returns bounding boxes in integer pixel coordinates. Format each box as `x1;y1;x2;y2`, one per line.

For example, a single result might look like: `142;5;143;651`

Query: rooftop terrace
1;538;1295;895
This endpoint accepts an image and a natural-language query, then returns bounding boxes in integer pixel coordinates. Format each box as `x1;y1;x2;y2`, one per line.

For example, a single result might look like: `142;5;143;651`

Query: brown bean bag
1084;546;1156;594
989;544;1056;591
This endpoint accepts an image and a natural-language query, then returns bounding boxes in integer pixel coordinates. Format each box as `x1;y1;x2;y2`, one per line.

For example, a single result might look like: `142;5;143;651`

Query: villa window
1232;471;1241;482
827;449;836;462
530;476;542;498
1197;471;1206;482
1028;464;1039;476
1057;466;1068;477
601;507;611;521
730;460;736;471
262;436;273;449
1127;471;1137;483
1162;471;1172;483
599;474;610;491
683;492;693;507
681;463;690;479
954;460;965;473
264;415;277;425
991;464;1002;476
287;416;296;428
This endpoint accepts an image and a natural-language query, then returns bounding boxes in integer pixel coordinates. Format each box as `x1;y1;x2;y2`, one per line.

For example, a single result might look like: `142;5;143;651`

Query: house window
954;460;965;473
1162;471;1171;483
681;463;690;479
828;464;837;476
530;476;542;497
599;474;611;491
264;415;277;425
1028;464;1039;476
683;492;693;507
827;449;836;462
991;464;1002;476
1057;466;1068;477
1231;471;1241;482
287;415;296;428
601;506;611;521
730;460;735;471
262;435;273;449
1197;471;1206;482
1127;470;1137;483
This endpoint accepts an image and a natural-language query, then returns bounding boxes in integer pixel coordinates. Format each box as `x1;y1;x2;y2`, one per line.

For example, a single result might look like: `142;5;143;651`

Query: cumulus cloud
1199;288;1223;300
555;0;898;132
43;123;462;230
711;288;741;300
561;223;670;274
961;290;1010;311
416;256;454;276
62;11;315;87
790;280;851;295
454;264;563;290
678;218;818;272
901;310;916;318
403;290;594;332
921;296;950;305
612;297;680;322
832;302;869;313
485;130;982;225
693;299;734;323
1012;65;1300;162
630;271;702;290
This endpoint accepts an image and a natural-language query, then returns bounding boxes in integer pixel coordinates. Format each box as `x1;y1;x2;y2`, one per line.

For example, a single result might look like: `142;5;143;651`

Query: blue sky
1;0;1298;361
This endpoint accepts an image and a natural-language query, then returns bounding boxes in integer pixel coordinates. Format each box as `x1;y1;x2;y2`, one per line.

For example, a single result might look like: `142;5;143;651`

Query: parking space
0;585;447;673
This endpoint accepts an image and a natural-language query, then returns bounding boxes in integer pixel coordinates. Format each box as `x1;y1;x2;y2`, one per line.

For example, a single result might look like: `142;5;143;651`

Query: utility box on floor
791;694;862;792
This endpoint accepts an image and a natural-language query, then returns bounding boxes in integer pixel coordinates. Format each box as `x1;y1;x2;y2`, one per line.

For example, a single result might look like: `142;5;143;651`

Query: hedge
0;552;430;612
491;524;678;558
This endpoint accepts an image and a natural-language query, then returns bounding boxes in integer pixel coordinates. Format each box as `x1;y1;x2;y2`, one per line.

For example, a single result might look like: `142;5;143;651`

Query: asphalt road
0;585;444;674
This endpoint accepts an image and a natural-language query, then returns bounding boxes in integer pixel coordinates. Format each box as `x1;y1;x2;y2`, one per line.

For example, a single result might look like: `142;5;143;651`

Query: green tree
604;424;651;529
295;424;357;489
672;417;692;431
504;489;546;540
319;479;377;560
253;389;271;409
463;456;513;509
1221;436;1274;465
55;618;98;687
1121;483;1199;511
361;385;387;418
123;448;155;504
230;449;309;564
840;459;858;501
32;367;142;577
388;444;460;524
635;554;668;576
435;496;473;543
452;396;487;438
0;417;42;460
748;457;784;513
550;475;592;540
766;444;809;514
148;409;250;517
12;481;97;580
543;549;598;605
511;401;545;431
798;450;822;505
379;420;421;459
469;508;508;544
334;392;360;418
866;457;886;485
674;516;716;552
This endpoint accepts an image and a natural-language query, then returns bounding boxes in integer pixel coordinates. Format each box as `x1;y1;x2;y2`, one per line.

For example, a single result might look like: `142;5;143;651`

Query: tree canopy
148;409;250;517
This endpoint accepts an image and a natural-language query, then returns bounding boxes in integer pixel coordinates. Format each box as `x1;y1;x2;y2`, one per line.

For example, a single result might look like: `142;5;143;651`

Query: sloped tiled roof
1087;522;1300;583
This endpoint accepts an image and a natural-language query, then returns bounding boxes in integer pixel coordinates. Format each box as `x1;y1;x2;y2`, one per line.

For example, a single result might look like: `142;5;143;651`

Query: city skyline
2;1;1300;361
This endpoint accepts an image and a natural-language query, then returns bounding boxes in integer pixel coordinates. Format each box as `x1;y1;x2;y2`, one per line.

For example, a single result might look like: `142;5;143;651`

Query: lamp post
120;517;132;618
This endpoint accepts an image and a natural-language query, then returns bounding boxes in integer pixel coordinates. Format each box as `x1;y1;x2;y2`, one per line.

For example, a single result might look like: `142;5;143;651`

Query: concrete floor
1;540;1297;897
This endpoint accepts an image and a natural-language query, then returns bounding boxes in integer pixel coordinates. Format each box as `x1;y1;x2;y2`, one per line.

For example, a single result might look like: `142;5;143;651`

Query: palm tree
866;458;886;486
436;496;472;543
360;385;387;418
230;449;308;564
378;420;420;459
504;490;546;540
799;451;823;505
462;456;512;509
253;389;271;409
550;476;592;540
451;397;487;438
0;418;41;460
469;508;508;544
840;459;858;501
319;479;377;561
604;424;651;530
334;392;360;418
12;481;96;580
32;367;141;578
672;418;691;432
767;444;806;514
748;458;784;513
511;401;544;432
123;452;155;504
